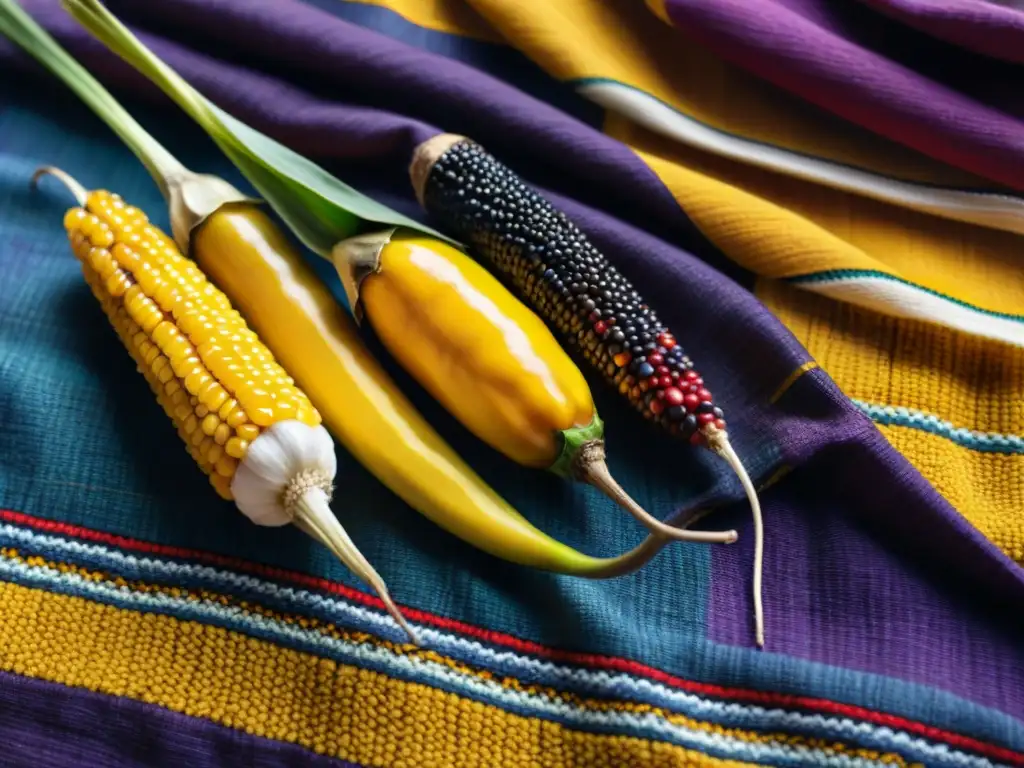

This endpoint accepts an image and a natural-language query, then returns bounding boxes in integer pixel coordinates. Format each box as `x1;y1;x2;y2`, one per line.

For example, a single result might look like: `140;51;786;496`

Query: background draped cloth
0;0;1022;765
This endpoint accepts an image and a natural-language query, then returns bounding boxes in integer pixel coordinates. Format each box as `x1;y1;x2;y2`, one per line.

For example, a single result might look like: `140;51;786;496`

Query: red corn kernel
656;365;670;375
650;399;665;415
664;388;684;406
698;412;715;425
714;418;726;430
697;388;713;402
684;370;699;381
683;393;700;410
648;352;664;366
594;321;607;335
647;376;661;389
659;375;672;388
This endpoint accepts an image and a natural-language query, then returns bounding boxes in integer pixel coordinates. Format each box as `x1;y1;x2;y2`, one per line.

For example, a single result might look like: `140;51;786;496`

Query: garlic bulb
232;421;418;644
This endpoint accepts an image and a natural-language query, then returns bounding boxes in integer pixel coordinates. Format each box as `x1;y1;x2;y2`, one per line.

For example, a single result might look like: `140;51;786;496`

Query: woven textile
0;0;1022;765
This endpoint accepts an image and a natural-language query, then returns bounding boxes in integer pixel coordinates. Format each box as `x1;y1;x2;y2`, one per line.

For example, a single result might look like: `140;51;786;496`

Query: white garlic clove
230;419;418;644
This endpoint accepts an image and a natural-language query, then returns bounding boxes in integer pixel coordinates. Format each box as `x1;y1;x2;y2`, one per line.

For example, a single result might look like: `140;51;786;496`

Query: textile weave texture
0;0;1022;765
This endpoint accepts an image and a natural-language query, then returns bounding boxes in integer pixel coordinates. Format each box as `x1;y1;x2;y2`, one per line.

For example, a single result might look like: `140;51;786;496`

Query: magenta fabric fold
658;0;1024;190
858;0;1024;63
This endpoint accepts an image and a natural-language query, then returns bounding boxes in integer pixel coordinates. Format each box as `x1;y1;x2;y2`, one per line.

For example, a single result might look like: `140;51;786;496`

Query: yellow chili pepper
333;228;737;545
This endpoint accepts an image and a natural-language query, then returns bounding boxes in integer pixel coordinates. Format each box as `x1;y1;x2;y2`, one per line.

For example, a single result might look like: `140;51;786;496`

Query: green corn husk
60;0;459;257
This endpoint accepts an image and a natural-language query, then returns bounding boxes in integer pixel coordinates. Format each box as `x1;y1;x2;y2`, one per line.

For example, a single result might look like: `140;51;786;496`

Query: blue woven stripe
856;401;1024;454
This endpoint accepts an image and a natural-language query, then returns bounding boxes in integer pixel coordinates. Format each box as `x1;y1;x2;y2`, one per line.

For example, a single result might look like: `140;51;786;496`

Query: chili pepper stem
32;165;87;206
572;439;738;545
289;482;419;645
704;427;764;648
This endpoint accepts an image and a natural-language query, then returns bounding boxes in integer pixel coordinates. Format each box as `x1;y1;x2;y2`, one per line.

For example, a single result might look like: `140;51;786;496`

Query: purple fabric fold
710;372;1024;718
658;0;1024;190
858;0;1024;63
0;671;358;767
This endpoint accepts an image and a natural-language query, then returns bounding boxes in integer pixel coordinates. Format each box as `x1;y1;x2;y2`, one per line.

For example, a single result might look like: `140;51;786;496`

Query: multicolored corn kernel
420;140;725;444
62;189;322;499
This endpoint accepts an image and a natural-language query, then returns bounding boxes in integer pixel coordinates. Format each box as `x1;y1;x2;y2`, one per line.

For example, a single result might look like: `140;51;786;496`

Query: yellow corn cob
37;166;416;643
62;188;322;500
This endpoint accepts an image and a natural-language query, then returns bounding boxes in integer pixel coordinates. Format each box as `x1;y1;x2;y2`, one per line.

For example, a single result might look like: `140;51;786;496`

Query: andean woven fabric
0;0;1022;766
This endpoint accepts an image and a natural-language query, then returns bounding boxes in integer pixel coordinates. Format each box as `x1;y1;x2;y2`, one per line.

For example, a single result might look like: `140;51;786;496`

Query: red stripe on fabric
2;508;1021;765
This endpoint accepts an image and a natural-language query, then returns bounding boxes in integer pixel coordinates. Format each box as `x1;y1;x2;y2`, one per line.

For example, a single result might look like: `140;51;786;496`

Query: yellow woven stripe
0;580;766;768
607;116;1024;317
462;0;988;186
0;547;923;766
877;425;1024;563
757;279;1024;563
342;0;502;41
770;362;819;404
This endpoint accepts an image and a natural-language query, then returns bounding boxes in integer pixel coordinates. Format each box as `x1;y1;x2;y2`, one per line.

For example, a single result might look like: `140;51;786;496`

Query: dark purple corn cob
410;134;766;648
412;135;725;442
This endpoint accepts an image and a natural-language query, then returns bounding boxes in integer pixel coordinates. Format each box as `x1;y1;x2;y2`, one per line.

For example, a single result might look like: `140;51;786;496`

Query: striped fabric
1;509;1021;768
1;0;1023;765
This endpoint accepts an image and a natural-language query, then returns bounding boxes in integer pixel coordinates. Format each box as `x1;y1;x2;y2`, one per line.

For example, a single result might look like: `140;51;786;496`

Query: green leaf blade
64;0;461;256
209;106;459;249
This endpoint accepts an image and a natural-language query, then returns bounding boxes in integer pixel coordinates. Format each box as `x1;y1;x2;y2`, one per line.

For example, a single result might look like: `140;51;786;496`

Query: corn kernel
215;454;237;478
225;437;248;460
226;409;249;428
184;370;212;397
201;413;220;437
63;208;87;230
213;423;232;446
206;441;224;465
210;472;233;500
235;423;260;442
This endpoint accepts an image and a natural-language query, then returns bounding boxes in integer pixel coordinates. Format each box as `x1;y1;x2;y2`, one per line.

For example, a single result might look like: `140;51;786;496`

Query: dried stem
32;166;88;206
704;428;764;648
574;440;737;544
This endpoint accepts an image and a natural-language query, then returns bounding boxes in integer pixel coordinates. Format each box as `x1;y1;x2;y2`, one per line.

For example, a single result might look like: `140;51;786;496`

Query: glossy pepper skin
357;230;595;469
190;202;670;576
333;228;737;545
